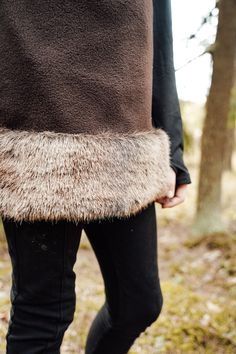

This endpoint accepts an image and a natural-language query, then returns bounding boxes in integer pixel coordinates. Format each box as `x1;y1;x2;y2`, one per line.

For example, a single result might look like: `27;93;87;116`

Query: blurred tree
193;0;236;234
224;59;236;171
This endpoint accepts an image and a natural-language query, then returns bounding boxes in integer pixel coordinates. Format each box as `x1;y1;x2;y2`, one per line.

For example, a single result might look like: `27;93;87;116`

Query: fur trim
0;127;172;222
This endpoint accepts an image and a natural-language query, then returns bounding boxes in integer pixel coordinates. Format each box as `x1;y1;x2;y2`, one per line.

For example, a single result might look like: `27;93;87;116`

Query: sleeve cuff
170;161;192;186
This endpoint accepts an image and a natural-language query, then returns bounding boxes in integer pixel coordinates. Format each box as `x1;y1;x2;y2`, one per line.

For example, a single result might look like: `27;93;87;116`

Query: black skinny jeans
2;201;163;354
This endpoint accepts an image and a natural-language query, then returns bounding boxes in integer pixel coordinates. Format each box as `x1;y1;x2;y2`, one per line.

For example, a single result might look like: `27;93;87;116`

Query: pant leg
2;218;83;354
83;202;163;354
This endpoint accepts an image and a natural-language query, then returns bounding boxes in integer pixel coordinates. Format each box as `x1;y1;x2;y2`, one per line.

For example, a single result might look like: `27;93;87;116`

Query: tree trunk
224;66;236;171
193;0;236;235
224;117;235;171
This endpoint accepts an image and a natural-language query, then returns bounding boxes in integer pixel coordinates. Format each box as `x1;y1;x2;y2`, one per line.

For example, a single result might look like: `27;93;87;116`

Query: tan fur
0;127;172;222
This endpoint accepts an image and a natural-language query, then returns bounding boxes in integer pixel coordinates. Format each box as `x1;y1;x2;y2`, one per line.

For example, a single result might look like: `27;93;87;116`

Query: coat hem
0;127;172;222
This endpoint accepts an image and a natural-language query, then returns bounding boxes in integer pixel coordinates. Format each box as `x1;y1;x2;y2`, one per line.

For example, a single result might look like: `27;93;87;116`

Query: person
0;0;191;353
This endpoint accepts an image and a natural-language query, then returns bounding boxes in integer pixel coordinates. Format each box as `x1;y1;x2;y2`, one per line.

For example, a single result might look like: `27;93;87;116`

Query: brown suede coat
0;0;172;222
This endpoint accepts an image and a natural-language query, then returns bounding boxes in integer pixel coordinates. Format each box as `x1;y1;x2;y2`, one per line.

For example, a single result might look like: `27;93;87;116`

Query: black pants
2;202;163;354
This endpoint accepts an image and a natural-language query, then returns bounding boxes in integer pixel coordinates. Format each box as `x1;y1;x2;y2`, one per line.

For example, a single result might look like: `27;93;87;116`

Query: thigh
2;219;83;352
83;202;161;319
2;218;83;302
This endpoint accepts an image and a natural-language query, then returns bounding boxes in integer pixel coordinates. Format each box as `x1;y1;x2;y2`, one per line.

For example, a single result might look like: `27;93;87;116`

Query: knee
141;291;163;327
60;293;76;329
122;289;163;331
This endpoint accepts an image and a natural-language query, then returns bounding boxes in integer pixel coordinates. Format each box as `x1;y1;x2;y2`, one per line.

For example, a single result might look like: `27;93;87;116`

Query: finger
162;196;184;208
155;196;169;205
162;181;176;199
161;184;189;208
175;184;188;199
155;187;175;203
166;189;175;198
166;171;176;198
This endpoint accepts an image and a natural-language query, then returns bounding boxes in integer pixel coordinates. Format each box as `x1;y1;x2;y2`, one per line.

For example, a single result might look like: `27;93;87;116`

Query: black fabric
3;202;163;354
152;0;192;186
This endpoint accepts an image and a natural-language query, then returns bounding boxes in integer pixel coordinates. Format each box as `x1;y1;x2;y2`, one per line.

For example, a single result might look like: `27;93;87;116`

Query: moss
136;281;236;354
184;231;236;251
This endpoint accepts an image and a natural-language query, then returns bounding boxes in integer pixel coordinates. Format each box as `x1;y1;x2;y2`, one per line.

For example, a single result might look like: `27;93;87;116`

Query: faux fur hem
0;127;172;222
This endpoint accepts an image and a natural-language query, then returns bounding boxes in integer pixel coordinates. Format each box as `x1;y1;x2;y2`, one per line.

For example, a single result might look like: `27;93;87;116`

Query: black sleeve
151;0;192;186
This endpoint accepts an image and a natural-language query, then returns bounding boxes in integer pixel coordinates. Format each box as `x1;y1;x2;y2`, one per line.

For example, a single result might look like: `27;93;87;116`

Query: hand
155;167;188;208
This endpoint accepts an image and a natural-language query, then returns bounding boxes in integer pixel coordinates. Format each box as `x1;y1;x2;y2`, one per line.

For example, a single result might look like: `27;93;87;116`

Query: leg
83;202;163;354
2;218;83;354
